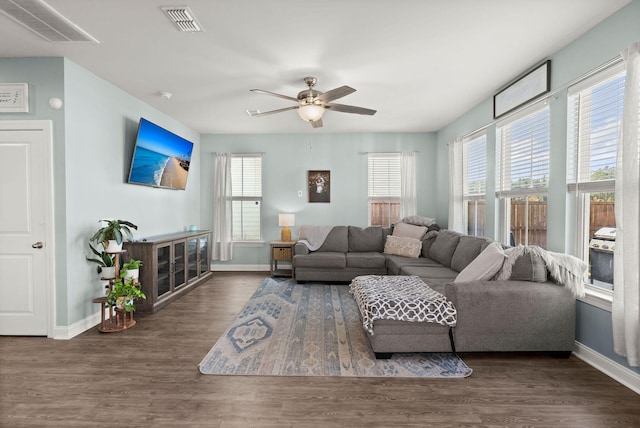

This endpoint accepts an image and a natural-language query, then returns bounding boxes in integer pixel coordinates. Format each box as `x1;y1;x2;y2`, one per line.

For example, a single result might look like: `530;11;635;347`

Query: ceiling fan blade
325;103;377;115
310;118;323;128
250;89;298;103
246;106;298;117
317;85;355;103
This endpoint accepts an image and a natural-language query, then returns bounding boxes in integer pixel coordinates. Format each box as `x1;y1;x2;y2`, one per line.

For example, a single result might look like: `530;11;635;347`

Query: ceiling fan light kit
248;76;376;128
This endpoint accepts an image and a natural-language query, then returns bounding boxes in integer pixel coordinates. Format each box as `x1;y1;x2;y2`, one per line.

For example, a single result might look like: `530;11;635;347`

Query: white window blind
463;132;486;198
231;155;262;241
567;63;625;193
368;153;401;198
496;102;550;198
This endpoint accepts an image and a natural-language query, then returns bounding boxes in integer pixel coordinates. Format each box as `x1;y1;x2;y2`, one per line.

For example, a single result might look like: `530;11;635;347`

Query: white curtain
448;137;465;233
400;152;417;219
613;42;640;367
212;153;233;261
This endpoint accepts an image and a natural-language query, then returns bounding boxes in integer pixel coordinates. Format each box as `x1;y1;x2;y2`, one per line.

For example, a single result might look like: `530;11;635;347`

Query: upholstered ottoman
349;275;457;358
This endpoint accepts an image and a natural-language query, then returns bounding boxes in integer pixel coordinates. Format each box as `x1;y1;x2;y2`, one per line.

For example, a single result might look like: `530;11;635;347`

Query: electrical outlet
298;190;303;197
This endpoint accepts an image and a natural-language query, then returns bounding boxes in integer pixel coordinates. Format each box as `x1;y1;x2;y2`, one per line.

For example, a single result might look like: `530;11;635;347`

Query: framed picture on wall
493;60;550;119
0;83;29;113
308;170;330;203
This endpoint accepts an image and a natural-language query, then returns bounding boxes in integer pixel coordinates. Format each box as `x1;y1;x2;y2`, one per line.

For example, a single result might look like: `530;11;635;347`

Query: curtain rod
359;151;418;154
460;55;624;140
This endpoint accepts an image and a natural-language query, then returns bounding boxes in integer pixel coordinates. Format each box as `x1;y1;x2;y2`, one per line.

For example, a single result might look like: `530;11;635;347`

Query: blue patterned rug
199;278;472;378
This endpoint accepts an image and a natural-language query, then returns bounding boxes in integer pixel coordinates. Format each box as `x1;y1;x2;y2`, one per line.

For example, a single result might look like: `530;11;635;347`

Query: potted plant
86;243;116;278
90;219;138;252
107;271;146;313
122;259;143;282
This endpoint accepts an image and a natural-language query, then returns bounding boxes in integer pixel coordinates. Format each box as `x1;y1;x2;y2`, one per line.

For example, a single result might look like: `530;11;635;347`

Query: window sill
578;283;613;312
233;241;266;247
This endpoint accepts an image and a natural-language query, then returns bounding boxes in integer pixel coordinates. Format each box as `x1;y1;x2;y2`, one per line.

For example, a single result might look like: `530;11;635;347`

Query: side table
270;241;295;278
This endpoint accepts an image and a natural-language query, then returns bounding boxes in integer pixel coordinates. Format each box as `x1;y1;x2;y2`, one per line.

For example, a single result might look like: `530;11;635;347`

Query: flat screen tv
128;118;194;190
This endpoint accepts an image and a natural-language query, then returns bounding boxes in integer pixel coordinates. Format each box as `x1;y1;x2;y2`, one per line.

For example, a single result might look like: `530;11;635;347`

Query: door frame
0;120;55;338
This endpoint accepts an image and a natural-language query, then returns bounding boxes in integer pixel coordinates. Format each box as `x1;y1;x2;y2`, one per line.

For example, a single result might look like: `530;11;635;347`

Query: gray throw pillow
510;251;548;282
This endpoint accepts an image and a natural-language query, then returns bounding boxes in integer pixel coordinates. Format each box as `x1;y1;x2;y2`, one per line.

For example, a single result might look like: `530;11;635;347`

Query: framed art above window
494;60;550;119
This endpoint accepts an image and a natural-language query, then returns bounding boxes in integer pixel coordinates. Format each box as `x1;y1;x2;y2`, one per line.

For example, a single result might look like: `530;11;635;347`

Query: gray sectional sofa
293;225;576;356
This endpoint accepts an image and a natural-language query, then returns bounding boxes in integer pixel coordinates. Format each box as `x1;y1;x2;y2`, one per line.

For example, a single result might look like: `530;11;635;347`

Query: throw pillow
402;215;436;227
454;242;506;282
392;222;428;240
384;235;422;258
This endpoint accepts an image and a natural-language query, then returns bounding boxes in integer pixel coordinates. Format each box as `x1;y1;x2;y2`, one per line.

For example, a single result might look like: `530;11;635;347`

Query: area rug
198;278;472;378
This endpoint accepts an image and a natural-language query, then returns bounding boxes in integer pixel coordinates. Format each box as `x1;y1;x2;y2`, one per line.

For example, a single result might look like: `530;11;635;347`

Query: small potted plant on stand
90;219;138;253
106;271;146;328
86;243;116;279
122;259;143;282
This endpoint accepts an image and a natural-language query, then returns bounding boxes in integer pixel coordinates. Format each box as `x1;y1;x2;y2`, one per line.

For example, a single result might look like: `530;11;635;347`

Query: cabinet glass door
187;238;198;281
174;241;186;289
199;235;209;275
157;244;171;297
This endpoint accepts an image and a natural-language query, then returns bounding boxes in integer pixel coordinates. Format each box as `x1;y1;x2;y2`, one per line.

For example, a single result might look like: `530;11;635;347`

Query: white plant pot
105;240;123;253
101;266;116;279
124;268;139;281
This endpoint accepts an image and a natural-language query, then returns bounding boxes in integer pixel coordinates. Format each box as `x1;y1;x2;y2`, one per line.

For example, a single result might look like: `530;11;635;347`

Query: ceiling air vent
161;6;204;32
0;0;98;42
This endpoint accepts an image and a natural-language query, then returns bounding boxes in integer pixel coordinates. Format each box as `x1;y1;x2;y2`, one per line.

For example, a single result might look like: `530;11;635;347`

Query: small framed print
0;83;29;113
494;61;550;119
308;170;330;203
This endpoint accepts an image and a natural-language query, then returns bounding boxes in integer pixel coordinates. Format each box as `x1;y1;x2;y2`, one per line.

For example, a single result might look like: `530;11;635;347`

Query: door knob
32;242;44;249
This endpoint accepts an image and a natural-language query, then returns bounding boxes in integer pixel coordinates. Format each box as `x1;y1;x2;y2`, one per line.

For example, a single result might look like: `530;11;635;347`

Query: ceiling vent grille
161;6;204;32
0;0;98;42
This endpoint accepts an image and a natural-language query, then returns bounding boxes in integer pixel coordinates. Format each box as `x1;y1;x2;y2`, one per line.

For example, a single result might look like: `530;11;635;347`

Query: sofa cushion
317;226;348;253
346;252;386;269
420;230;438;257
428;230;462;267
450;235;492;272
293;252;346;269
384;235;422;258
392;222;428;240
455;242;506;282
348;226;385;252
400;265;459;287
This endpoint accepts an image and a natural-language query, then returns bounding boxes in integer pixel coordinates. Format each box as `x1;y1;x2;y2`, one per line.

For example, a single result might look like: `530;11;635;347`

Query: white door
0;121;54;336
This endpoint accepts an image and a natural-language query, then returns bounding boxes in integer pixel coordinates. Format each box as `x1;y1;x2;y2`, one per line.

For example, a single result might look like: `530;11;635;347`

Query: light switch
297;190;303;197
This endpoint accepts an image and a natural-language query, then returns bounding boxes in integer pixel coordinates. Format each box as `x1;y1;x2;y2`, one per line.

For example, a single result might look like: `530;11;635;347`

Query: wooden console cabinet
123;230;212;313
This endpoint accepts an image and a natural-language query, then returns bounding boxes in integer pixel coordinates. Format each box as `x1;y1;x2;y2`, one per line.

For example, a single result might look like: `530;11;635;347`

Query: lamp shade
298;104;325;122
278;213;295;227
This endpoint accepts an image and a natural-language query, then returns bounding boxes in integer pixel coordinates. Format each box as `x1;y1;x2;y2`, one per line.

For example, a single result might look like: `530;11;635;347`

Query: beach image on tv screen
129;119;193;189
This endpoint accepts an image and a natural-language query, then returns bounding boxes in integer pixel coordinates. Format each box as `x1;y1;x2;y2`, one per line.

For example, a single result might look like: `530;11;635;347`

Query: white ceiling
0;0;631;134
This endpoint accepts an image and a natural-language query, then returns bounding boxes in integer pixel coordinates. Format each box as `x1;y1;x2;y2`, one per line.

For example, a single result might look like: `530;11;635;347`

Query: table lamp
279;214;295;242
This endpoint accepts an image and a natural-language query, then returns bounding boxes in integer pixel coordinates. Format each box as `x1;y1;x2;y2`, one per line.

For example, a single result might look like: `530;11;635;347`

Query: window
368;153;400;227
463;132;487;237
567;63;625;292
231;155;262;241
496;102;550;248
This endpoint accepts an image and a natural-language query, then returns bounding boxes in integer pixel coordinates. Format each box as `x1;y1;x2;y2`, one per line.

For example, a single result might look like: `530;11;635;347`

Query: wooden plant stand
93;249;139;333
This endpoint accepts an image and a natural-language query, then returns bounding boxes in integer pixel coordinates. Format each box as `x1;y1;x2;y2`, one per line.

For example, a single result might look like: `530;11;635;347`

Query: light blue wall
435;1;640;374
1;57;202;328
200;133;437;266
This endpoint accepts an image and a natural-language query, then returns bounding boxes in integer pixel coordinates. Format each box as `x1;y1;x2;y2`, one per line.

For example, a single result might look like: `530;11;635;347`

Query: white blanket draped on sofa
298;225;333;251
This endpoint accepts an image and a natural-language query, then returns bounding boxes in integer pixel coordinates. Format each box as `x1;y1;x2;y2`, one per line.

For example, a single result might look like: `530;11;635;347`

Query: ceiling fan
246;76;376;128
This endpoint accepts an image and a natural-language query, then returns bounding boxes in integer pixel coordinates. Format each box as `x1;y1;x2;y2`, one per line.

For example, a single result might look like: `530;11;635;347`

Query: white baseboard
574;341;640;395
211;264;269;272
52;311;101;340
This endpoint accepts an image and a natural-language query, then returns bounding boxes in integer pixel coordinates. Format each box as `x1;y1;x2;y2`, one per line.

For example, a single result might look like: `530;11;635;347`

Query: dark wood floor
1;272;639;427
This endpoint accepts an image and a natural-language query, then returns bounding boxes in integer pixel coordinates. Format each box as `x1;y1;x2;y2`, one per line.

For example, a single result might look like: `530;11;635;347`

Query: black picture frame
308;170;330;203
494;60;551;119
